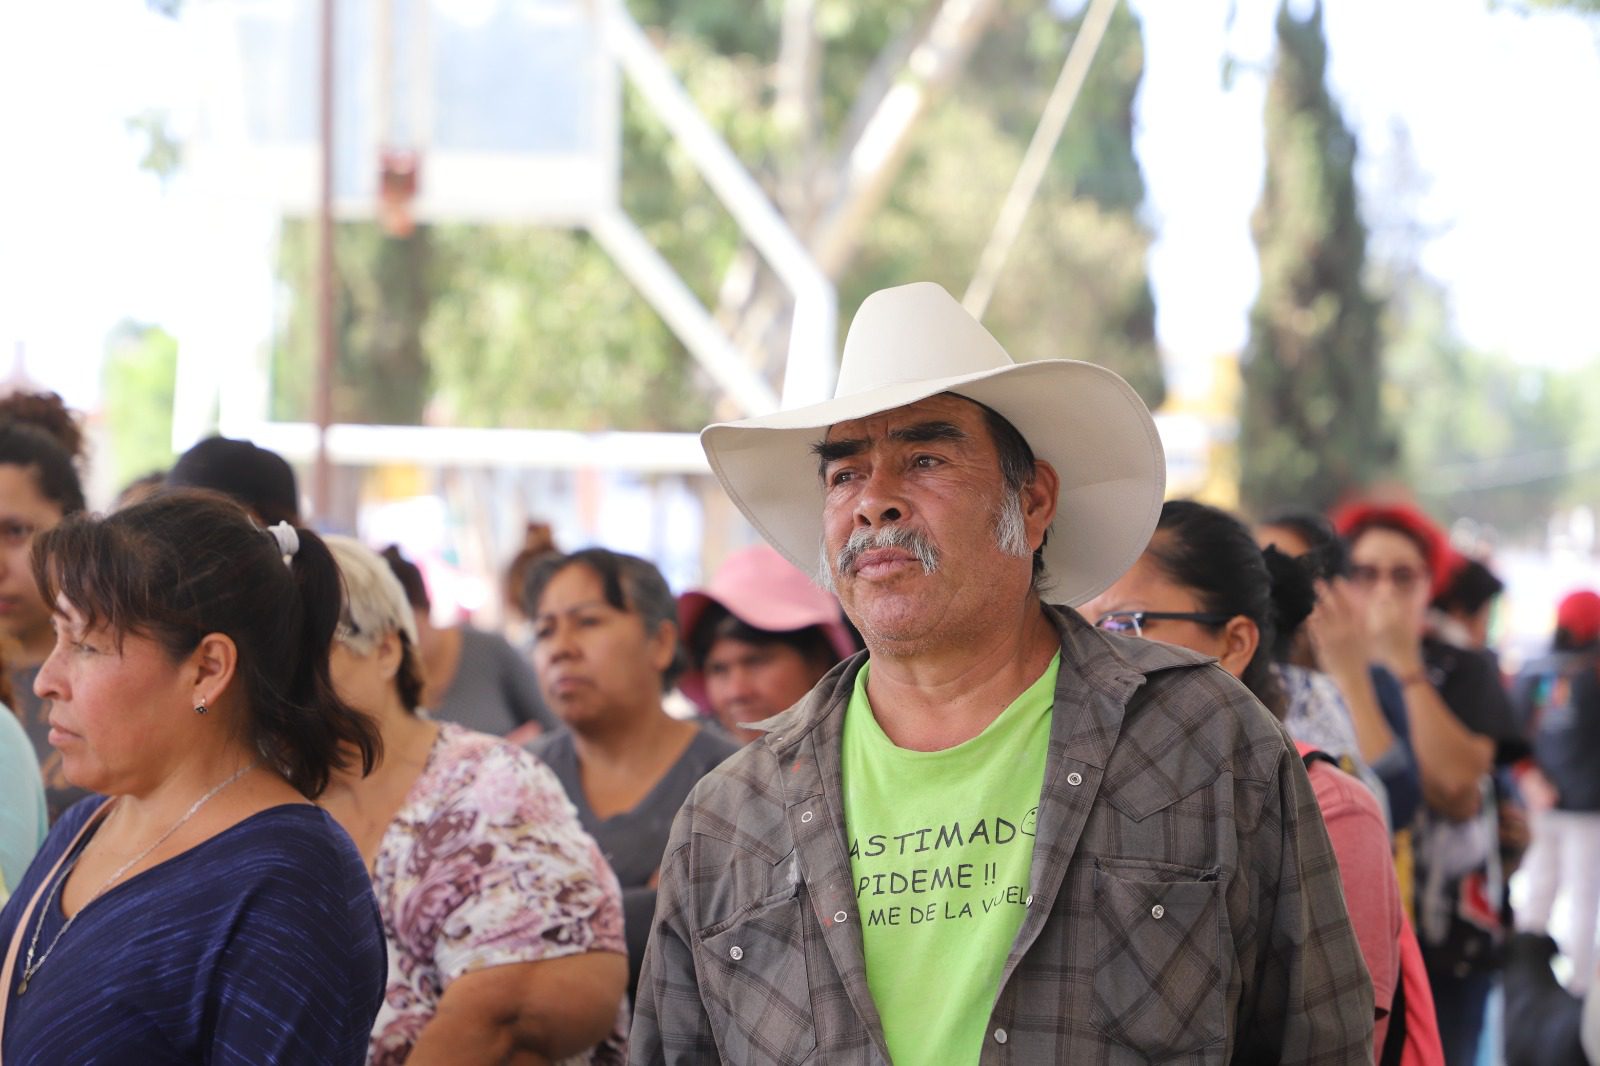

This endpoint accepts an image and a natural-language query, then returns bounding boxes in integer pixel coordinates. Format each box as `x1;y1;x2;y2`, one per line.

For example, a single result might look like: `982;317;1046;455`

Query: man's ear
191;632;239;710
1024;460;1061;549
1217;616;1260;679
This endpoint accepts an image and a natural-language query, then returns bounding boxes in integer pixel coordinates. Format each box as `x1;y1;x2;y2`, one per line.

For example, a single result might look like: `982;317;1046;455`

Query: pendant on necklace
16;977;27;995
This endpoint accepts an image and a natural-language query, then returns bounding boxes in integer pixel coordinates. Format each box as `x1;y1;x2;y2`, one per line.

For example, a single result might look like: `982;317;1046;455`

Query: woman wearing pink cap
678;544;859;745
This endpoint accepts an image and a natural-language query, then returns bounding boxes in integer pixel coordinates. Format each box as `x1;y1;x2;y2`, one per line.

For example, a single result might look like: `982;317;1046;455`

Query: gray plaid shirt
630;606;1375;1064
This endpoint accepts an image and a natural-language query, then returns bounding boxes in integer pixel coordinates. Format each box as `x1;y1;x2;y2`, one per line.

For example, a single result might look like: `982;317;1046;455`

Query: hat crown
834;283;1013;399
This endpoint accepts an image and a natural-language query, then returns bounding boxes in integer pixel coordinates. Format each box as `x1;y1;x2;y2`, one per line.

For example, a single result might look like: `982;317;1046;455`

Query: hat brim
701;359;1165;607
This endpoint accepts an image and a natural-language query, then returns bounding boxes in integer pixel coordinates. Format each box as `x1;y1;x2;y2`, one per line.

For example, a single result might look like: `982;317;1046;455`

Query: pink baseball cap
677;544;857;710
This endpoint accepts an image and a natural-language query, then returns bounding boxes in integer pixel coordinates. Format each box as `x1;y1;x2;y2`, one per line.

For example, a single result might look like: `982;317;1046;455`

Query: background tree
102;320;179;487
269;0;1166;429
1237;0;1393;516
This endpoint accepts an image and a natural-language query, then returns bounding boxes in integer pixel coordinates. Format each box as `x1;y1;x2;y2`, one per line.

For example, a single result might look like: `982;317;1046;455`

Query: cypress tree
1238;0;1393;515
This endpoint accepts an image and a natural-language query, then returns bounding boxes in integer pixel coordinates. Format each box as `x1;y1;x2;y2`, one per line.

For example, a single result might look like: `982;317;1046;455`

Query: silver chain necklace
16;761;257;996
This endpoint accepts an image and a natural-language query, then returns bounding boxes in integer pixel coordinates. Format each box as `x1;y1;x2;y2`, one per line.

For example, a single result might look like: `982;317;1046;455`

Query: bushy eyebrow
889;421;966;445
810;420;969;479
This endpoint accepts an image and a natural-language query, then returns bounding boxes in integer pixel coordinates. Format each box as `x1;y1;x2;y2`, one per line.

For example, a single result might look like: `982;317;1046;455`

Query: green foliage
423;225;712;431
127;110;182;183
102;321;179;487
851;2;1163;404
1384;280;1596;536
268;0;1164;427
1239;0;1393;516
272;221;433;425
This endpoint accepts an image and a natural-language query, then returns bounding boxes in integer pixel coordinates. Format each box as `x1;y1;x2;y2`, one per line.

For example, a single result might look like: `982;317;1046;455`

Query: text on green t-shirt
841;653;1059;1065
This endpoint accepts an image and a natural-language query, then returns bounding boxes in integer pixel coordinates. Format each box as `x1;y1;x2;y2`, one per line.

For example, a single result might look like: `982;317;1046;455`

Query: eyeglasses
1094;611;1231;638
1349;564;1424;592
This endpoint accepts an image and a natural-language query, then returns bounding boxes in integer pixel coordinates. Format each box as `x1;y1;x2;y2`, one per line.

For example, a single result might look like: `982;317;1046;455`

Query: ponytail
266;529;381;795
1262;544;1317;663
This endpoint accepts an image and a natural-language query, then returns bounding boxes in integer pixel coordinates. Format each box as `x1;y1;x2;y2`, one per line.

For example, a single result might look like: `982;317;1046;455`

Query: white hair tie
268;522;300;560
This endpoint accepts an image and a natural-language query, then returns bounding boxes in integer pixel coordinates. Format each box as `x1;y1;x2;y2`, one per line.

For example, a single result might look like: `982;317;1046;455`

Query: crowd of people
0;284;1597;1064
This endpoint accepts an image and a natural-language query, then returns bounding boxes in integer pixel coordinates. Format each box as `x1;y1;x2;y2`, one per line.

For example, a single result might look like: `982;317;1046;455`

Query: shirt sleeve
430;750;626;985
1235;741;1376;1065
207;855;386;1065
629;814;721;1065
1435;645;1524;759
1369;666;1423;829
1308;763;1403;1022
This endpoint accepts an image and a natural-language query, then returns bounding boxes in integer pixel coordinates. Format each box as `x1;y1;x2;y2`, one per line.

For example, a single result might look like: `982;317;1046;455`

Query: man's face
815;394;1045;652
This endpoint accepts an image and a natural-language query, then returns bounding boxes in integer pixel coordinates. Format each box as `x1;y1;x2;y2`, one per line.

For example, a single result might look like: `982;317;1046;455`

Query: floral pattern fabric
369;723;628;1064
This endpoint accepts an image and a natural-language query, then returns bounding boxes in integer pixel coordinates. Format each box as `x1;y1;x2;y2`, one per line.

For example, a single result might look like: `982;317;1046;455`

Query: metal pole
962;0;1117;320
314;0;337;524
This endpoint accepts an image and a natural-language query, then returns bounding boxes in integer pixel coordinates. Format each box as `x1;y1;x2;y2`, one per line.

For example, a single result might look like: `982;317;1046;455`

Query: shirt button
801;810;814;824
1152;904;1165;920
993;1028;1009;1044
1067;772;1083;786
834;911;849;924
1025;894;1034;906
729;946;744;961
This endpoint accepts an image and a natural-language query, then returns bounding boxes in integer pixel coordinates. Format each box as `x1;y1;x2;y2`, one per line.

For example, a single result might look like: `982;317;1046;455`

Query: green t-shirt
841;654;1059;1065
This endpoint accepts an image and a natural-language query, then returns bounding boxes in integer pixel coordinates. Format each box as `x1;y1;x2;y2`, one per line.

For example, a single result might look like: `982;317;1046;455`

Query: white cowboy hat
700;282;1166;606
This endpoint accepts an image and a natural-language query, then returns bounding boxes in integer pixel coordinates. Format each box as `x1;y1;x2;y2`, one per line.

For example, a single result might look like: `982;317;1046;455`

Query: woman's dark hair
381;545;431;613
167;436;300;527
395;635;426;714
32;490;379;797
1260;509;1350;580
0;420;86;516
0;392;87;468
1149;500;1317;719
687;602;842;673
1432;558;1504;616
523;547;689;692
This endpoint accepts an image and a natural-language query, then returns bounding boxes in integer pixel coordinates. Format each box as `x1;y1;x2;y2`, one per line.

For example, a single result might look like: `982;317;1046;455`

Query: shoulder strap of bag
1379;949;1407;1066
1295;740;1341;773
0;797;115;1063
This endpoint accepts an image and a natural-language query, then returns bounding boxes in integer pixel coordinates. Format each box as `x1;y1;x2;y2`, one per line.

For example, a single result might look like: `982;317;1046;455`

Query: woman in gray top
525;548;739;998
382;546;559;741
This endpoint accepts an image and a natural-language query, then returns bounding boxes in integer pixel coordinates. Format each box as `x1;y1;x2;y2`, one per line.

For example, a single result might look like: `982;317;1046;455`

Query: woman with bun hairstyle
0;492;387;1063
1082;499;1414;1059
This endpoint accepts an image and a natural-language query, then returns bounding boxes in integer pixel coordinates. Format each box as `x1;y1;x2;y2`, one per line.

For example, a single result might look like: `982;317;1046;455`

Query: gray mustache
834;525;941;579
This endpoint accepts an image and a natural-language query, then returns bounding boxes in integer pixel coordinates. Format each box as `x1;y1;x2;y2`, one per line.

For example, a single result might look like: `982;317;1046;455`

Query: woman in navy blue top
0;491;387;1063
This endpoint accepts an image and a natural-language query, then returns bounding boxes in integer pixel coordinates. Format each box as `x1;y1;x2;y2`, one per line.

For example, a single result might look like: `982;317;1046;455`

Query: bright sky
1136;0;1600;376
0;0;1596;416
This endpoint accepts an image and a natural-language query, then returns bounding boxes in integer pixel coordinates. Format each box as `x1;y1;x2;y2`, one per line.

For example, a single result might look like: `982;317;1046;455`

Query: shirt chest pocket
1092;859;1226;1061
696;892;818;1065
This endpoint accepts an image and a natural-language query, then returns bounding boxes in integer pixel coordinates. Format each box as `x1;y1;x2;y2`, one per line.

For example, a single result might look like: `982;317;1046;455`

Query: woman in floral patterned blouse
319;535;629;1065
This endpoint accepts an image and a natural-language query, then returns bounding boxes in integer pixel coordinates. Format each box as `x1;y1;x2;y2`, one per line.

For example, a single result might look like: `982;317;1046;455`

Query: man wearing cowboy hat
630;283;1373;1064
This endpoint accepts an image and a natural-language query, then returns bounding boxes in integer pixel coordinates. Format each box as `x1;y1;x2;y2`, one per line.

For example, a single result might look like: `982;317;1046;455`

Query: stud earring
195;700;208;715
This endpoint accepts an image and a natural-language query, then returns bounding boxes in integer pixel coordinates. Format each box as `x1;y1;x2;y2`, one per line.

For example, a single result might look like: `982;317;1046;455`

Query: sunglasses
1094;611;1231;638
1348;564;1425;592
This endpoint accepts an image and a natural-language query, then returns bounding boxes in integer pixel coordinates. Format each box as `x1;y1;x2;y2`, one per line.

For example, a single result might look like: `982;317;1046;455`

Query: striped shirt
0;800;386;1064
